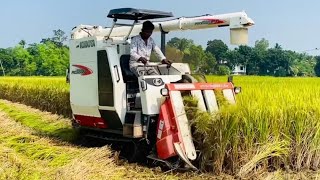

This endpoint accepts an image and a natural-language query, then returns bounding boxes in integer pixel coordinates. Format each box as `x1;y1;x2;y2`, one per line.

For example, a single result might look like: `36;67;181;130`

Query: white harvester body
69;8;253;169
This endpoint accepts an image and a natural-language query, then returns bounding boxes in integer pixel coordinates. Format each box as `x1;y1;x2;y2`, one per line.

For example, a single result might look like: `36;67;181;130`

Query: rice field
0;77;70;116
1;76;320;178
196;76;320;176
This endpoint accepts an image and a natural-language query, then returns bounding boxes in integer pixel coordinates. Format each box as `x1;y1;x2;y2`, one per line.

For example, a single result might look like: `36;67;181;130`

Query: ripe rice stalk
0;77;71;117
237;140;289;177
1;76;320;176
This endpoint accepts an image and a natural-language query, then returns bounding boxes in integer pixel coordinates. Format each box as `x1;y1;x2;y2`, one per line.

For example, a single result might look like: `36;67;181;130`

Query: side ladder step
123;111;143;138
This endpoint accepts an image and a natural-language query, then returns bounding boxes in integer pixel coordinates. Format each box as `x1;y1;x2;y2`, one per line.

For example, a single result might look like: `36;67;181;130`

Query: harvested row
0;100;189;180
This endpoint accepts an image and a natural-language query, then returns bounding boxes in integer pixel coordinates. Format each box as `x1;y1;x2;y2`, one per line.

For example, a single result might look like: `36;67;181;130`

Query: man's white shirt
129;35;166;69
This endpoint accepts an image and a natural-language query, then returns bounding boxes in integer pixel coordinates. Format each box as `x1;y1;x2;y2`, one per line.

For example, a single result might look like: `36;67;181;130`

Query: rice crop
0;77;70;117
188;76;320;177
1;76;320;177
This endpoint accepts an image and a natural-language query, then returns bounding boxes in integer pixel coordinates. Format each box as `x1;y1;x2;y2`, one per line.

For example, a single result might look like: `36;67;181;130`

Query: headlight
234;87;241;94
160;88;169;96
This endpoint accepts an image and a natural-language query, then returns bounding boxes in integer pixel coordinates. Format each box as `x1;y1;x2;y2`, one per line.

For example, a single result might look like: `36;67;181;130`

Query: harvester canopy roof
107;8;173;20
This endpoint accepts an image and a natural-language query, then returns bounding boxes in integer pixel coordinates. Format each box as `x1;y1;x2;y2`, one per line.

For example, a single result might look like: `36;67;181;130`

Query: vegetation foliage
0;29;69;76
165;38;319;76
0;29;319;77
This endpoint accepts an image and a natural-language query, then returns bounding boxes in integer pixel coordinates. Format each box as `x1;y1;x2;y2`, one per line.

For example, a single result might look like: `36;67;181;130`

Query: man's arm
151;40;166;61
152;42;172;66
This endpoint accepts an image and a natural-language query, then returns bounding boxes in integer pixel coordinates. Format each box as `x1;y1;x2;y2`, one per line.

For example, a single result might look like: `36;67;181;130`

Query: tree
203;52;217;74
167;37;194;52
52;29;68;47
0;29;72;76
165;46;184;63
237;45;253;64
225;50;242;69
27;43;40;56
263;44;293;76
217;65;231;75
41;29;68;47
19;40;26;48
2;34;318;77
206;39;228;62
250;38;270;75
195;52;217;74
149;46;184;63
12;45;34;75
0;48;14;75
225;45;254;75
237;45;254;75
254;38;269;51
36;42;69;76
183;45;206;72
315;56;320;77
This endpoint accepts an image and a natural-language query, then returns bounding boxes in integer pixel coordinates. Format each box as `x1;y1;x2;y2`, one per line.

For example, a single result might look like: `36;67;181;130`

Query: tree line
163;37;320;76
0;30;69;76
0;29;319;76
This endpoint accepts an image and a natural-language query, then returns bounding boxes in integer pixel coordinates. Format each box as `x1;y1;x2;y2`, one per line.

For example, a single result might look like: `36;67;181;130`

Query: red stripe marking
74;115;108;129
166;82;234;91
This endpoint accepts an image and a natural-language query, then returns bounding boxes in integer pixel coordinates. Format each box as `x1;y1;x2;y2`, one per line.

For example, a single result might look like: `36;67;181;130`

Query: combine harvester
68;8;254;170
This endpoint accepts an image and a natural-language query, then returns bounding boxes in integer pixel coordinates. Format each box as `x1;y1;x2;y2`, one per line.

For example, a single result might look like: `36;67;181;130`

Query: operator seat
120;54;140;109
120;55;138;83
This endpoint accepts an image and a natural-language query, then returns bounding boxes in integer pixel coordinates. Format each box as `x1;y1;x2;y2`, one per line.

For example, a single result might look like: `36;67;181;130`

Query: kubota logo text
76;40;96;49
72;65;93;76
195;18;225;25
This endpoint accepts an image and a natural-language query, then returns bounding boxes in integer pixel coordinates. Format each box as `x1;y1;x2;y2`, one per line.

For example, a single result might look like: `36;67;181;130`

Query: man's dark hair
142;21;155;31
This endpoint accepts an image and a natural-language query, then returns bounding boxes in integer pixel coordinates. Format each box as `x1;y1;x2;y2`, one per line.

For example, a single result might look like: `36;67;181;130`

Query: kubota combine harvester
68;8;254;170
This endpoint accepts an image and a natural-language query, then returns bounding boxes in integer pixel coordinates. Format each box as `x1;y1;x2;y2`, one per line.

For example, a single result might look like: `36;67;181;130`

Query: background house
232;65;246;75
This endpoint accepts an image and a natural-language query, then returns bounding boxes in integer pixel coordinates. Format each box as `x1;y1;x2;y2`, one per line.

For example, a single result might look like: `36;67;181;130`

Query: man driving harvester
130;21;171;77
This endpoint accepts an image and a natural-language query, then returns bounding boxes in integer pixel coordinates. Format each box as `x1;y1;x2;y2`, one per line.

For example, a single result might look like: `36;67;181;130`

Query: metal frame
159;24;169;55
106;19;138;40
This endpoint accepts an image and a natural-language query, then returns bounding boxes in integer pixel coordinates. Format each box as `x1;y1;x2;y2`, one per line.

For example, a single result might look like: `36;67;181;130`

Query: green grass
2;135;77;167
0;104;81;179
0;100;77;142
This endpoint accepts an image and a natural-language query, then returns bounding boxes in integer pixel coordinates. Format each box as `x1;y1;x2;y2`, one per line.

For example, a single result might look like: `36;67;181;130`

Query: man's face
141;29;153;40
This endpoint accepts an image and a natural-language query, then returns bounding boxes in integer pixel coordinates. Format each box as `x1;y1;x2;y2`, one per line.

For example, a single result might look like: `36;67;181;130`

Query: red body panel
156;82;236;160
156;99;181;159
74;115;108;129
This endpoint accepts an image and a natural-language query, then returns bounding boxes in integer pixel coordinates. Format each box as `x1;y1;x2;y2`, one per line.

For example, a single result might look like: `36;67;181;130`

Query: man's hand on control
161;59;172;68
138;57;148;64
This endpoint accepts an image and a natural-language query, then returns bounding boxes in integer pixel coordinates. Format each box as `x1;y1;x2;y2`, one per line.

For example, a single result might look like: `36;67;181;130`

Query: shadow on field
65;128;155;169
21;115;170;171
31;127;78;143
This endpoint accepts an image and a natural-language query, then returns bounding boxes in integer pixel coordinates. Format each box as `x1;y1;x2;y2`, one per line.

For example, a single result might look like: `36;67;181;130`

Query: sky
1;0;320;55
